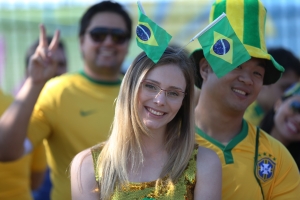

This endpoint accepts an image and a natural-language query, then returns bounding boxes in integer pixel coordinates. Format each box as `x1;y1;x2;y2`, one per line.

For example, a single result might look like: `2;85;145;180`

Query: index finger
39;24;48;48
48;30;60;51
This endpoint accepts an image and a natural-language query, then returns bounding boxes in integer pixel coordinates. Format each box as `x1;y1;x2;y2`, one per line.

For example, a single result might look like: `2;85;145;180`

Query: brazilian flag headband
190;12;251;78
135;1;250;78
283;82;300;100
135;1;172;64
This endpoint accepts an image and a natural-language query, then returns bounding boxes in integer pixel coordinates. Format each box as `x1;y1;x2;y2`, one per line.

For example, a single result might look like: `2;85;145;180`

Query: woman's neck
270;127;290;146
127;133;168;183
140;132;166;156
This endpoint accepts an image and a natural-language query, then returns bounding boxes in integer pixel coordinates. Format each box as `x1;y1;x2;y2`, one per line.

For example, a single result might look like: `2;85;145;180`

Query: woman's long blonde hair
97;46;195;200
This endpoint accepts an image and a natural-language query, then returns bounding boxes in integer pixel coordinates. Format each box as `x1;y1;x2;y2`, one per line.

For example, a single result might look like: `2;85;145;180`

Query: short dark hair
25;37;65;69
79;1;132;39
268;47;300;75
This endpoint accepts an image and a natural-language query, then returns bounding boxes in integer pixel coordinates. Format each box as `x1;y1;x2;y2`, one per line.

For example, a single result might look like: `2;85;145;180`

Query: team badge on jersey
256;153;276;182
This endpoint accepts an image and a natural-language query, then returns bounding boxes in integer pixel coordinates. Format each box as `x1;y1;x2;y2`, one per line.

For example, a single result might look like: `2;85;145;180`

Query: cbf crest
256;153;276;182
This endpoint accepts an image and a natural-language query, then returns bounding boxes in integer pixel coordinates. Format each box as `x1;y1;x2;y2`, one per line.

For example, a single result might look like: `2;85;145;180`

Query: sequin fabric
91;145;198;200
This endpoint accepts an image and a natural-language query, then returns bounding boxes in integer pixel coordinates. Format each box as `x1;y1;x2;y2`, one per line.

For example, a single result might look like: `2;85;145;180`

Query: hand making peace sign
28;25;60;84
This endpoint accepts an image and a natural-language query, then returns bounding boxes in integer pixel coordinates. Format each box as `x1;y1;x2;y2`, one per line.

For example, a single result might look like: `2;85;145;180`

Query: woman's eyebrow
143;79;185;91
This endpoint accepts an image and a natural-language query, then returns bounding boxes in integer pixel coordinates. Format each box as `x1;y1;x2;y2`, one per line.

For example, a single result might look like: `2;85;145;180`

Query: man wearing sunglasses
0;1;132;200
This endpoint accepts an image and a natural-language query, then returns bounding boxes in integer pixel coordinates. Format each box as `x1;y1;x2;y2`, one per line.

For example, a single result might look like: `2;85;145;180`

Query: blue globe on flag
136;24;151;41
213;39;230;55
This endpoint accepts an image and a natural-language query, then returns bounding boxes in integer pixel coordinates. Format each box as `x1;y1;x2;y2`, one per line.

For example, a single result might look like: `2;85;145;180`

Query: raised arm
71;149;99;200
194;146;222;200
0;25;60;161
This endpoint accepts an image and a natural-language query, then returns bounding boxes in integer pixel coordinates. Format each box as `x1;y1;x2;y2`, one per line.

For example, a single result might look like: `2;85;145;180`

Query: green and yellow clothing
0;89;13;113
0;90;47;200
91;144;198;200
0;144;46;200
244;101;265;126
195;120;300;200
27;71;121;200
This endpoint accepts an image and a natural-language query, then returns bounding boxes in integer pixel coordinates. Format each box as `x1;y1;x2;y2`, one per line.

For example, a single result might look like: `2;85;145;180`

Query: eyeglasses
88;27;129;45
290;101;300;114
140;81;186;101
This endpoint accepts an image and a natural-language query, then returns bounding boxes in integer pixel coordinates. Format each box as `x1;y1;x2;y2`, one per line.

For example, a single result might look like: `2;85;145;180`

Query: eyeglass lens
290;101;300;114
141;81;184;100
89;27;128;44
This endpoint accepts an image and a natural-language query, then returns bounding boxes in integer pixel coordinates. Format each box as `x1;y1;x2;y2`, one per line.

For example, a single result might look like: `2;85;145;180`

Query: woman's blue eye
144;83;158;91
167;91;179;97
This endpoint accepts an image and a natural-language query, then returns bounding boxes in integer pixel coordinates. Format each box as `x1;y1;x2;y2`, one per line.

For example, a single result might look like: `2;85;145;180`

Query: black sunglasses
290;101;300;114
89;27;128;45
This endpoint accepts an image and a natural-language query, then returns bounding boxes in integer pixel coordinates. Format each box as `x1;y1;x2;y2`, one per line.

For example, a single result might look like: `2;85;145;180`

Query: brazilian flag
197;15;250;78
136;4;172;63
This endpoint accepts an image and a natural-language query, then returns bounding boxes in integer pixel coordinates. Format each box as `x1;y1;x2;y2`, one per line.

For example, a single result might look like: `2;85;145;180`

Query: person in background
191;0;300;199
0;36;66;200
244;47;300;126
0;89;46;200
260;82;300;170
26;37;67;200
25;37;67;78
0;1;132;199
13;37;67;95
71;46;222;200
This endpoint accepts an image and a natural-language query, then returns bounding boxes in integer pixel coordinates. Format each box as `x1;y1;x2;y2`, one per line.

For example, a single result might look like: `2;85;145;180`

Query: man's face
80;12;130;80
257;70;300;112
52;47;67;77
201;58;265;113
26;47;67;78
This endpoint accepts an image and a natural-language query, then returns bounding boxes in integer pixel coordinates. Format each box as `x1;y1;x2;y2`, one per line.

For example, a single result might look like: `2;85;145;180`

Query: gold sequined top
91;144;198;200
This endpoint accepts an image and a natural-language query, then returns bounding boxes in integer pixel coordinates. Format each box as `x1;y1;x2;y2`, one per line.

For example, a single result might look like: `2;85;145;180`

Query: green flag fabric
197;15;251;78
136;4;172;63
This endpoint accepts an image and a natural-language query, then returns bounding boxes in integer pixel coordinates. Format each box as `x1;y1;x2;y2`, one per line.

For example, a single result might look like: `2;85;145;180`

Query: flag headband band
136;1;172;63
134;50;177;66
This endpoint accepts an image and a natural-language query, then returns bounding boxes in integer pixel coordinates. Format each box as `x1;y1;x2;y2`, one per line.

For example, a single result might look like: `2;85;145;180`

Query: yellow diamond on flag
136;22;158;46
210;31;233;64
197;14;251;78
136;2;172;63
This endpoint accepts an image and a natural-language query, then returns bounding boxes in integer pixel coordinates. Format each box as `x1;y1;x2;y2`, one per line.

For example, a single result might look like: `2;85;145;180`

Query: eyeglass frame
88;27;129;45
140;81;186;101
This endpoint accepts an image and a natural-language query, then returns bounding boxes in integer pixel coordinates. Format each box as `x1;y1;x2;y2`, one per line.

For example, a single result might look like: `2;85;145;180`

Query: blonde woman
71;46;222;200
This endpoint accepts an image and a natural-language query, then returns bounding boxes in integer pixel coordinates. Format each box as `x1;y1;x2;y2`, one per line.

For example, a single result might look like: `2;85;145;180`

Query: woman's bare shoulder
196;146;220;165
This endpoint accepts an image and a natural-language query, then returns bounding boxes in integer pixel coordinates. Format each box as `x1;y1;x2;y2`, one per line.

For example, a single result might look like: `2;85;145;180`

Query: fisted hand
28;24;60;84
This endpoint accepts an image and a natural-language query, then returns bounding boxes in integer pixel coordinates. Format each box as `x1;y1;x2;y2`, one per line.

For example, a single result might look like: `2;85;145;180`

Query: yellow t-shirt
0;90;47;200
27;71;121;200
195;120;300;200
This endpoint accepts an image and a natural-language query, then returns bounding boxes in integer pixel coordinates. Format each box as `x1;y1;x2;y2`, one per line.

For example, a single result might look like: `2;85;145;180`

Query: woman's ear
199;58;211;81
274;99;283;112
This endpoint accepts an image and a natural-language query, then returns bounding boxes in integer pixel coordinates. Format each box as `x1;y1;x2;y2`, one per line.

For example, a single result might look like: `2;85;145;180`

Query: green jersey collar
79;70;122;85
195;119;248;164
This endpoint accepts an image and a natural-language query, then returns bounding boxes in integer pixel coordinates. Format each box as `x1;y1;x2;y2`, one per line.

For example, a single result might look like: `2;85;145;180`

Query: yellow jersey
195;120;300;200
27;71;121;200
0;89;46;200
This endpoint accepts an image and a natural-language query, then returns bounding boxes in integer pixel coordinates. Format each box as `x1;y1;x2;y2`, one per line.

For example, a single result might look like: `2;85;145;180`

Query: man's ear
79;35;84;50
199;58;211;81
